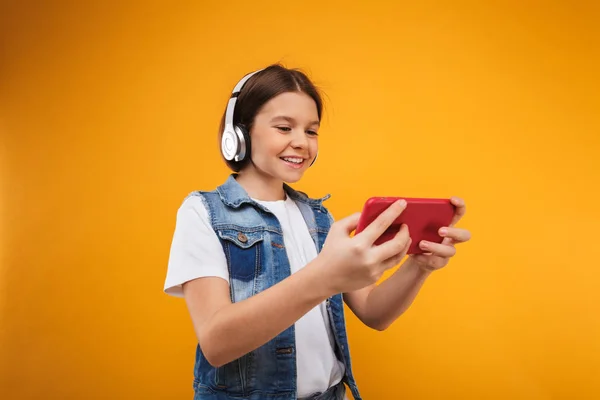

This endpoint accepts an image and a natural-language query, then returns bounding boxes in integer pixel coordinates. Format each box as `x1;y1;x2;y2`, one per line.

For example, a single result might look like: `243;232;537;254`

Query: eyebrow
270;115;320;127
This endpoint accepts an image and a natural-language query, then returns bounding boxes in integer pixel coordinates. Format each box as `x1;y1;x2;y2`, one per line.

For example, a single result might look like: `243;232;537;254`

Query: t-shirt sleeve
163;195;229;298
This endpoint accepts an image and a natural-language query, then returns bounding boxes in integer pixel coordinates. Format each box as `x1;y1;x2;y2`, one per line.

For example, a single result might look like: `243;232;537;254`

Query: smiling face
242;91;319;185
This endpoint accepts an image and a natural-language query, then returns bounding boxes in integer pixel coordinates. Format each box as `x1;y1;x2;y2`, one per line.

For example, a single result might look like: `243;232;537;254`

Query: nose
290;129;309;149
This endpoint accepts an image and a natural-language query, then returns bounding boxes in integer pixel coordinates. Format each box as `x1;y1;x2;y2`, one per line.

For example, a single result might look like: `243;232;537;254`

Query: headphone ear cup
233;124;250;162
221;126;239;161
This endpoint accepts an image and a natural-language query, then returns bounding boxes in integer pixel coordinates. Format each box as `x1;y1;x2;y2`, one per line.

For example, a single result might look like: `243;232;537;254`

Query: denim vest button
237;232;248;243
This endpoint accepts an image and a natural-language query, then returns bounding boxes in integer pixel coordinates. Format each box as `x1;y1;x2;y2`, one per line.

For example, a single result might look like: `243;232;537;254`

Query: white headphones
220;68;318;166
221;69;263;162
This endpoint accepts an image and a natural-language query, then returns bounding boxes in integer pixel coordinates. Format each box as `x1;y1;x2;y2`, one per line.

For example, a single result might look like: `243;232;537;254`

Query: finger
336;212;362;234
441;236;455;247
449;197;466;227
360;199;407;244
382;237;411;269
383;252;405;270
373;223;410;261
418;241;456;258
439;227;471;243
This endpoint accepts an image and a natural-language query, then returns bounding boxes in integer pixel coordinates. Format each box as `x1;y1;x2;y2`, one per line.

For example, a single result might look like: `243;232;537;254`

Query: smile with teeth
281;157;304;164
280;156;305;168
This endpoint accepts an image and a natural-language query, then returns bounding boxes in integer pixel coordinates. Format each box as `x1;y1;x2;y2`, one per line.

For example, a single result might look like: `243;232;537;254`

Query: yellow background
1;1;599;399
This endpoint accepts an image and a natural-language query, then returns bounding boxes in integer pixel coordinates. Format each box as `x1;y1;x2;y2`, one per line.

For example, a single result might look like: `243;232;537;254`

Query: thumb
334;212;361;234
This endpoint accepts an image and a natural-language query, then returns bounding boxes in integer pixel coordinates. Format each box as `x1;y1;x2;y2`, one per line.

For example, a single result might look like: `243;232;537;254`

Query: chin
283;175;303;184
255;161;307;183
277;169;306;184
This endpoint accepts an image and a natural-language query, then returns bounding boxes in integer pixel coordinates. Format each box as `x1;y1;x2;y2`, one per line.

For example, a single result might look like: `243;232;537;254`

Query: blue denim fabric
188;174;361;400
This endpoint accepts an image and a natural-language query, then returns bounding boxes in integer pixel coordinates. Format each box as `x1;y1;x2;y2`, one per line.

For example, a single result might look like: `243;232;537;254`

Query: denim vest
187;174;361;400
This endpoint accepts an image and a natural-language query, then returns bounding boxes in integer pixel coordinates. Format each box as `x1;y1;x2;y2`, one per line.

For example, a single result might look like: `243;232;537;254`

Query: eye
307;130;319;136
276;126;291;132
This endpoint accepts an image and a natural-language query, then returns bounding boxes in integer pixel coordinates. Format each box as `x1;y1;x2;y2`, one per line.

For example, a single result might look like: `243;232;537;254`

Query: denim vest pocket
214;351;254;395
218;228;264;281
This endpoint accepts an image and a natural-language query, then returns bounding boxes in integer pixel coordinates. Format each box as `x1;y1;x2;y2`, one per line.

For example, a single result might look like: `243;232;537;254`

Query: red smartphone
354;197;456;254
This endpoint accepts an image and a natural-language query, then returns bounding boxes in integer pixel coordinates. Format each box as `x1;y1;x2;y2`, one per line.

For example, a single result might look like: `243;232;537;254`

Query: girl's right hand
319;200;411;294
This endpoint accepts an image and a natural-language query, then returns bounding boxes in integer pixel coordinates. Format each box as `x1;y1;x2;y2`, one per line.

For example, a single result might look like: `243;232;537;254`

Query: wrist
405;256;435;275
303;255;338;298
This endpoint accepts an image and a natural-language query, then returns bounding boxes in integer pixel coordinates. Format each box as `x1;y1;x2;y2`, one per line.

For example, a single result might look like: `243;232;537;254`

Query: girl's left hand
410;197;471;272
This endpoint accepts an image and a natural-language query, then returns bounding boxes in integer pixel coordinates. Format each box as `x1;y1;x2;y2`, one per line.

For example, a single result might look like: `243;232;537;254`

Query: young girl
164;64;471;400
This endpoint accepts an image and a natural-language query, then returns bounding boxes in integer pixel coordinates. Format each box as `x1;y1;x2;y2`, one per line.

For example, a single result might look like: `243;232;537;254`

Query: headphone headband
224;69;263;129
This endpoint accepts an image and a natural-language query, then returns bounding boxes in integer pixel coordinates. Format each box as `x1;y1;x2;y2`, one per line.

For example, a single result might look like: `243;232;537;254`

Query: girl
164;64;471;400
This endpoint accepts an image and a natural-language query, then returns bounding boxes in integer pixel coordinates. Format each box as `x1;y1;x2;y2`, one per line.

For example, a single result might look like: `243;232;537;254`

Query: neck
235;167;286;201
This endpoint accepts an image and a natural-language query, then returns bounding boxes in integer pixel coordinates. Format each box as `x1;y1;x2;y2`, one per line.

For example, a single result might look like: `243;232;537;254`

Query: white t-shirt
164;195;345;397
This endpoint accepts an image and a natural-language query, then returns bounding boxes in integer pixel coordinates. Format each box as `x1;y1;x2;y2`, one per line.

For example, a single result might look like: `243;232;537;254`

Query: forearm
201;257;332;367
364;257;432;330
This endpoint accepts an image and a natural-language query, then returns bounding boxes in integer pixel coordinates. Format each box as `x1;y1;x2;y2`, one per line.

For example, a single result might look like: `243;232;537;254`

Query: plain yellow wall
2;1;599;399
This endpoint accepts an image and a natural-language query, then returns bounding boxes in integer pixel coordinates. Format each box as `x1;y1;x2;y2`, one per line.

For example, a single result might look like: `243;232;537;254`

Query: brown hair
218;63;324;172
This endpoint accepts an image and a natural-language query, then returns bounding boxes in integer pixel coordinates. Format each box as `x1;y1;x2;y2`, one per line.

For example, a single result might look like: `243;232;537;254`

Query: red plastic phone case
355;197;456;255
